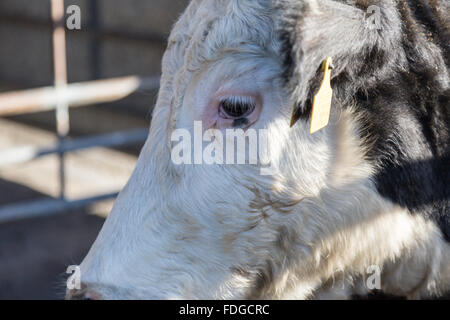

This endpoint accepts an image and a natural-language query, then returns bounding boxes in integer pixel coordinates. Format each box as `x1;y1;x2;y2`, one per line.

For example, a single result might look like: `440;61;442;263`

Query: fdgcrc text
223;305;270;315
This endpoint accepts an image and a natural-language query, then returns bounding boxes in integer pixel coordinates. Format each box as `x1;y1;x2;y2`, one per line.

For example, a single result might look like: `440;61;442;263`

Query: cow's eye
219;97;256;119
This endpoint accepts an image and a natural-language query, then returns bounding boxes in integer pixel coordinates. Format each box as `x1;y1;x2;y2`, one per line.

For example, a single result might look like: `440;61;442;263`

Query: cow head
67;0;384;299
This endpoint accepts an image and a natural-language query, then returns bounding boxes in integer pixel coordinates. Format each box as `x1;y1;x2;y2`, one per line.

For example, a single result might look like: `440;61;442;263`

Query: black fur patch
277;0;449;241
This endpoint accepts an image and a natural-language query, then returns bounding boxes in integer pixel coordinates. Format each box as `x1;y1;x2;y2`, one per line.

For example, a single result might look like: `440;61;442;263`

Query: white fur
74;0;450;299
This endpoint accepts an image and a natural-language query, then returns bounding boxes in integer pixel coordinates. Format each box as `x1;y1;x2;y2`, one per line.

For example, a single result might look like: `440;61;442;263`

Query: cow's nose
66;284;102;300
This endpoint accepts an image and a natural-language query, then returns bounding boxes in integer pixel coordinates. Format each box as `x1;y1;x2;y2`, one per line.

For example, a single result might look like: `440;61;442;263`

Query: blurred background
0;0;188;299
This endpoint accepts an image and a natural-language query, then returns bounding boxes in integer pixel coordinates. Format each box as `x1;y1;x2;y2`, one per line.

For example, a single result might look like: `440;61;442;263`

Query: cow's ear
276;0;401;126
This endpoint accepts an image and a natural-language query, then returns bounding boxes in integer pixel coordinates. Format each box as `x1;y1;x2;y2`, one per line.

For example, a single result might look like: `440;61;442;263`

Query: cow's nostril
67;290;100;300
71;292;88;300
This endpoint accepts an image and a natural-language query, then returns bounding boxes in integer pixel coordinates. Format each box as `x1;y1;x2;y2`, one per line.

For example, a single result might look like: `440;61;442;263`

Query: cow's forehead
166;0;278;74
173;0;276;44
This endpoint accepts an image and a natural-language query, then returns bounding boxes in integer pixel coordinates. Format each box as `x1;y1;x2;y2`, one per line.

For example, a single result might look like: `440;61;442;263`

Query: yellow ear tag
310;57;333;134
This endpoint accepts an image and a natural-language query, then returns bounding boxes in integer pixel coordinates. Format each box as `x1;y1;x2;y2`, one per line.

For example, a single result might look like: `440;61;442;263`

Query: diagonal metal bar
0;192;119;224
0;128;148;168
0;76;160;116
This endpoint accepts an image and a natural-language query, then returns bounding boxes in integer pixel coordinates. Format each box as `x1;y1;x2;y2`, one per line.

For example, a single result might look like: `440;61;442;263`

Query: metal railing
0;0;158;223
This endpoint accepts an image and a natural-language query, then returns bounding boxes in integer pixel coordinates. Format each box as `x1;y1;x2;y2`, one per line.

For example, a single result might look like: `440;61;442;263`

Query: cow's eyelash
218;96;256;118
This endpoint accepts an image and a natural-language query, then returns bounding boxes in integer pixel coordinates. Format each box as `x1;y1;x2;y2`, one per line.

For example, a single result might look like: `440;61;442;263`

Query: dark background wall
0;0;189;299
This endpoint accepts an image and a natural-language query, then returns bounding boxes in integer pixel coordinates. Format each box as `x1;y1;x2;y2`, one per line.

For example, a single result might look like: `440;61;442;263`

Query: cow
67;0;449;299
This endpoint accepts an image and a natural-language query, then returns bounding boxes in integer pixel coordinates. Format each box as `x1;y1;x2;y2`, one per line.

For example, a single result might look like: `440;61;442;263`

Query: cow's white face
70;0;366;299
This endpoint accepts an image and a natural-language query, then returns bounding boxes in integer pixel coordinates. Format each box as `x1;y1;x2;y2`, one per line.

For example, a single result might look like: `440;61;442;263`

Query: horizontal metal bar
0;128;148;167
0;192;119;224
0;76;160;116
